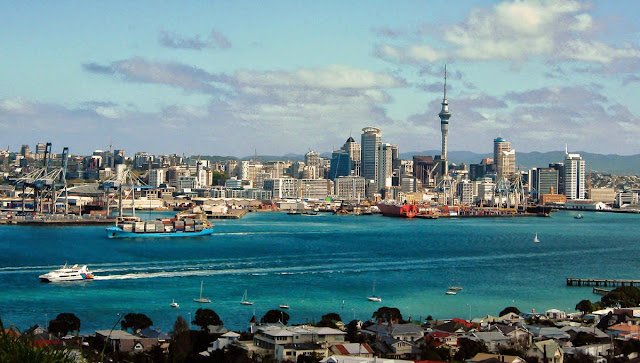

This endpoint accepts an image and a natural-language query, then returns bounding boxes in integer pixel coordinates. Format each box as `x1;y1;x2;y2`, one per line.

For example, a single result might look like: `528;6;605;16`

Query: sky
1;0;640;157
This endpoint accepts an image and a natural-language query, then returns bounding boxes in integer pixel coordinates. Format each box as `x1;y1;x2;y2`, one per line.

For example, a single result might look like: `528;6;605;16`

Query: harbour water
0;210;638;334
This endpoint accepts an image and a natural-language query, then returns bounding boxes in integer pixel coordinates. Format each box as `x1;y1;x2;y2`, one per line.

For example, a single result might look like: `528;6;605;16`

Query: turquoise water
1;210;638;333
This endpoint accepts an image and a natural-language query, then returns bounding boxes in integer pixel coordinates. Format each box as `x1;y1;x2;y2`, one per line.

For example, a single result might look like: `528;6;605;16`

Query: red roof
430;331;451;338
451;318;474;327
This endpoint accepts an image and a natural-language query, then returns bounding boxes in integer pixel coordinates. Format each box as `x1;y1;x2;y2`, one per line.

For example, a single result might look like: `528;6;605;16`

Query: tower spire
444;64;447;100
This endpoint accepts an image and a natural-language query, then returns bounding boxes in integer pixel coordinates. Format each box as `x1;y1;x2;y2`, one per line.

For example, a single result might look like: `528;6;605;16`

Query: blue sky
2;0;640;157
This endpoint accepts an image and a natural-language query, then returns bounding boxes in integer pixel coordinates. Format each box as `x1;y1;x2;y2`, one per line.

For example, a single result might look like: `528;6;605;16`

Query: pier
567;278;640;287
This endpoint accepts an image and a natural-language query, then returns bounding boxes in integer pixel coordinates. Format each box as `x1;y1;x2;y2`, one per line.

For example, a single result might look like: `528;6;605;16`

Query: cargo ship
376;203;419;218
105;213;213;238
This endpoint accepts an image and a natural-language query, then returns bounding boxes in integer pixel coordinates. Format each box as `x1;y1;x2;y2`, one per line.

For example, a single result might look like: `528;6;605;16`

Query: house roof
471;353;523;363
139;328;169;339
560;326;608;339
365;323;424;336
470;331;511;343
332;343;374;355
532;339;563;359
433;320;474;334
95;330;136;340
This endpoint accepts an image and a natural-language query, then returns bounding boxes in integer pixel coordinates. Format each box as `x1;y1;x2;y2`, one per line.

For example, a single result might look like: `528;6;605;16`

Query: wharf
207;209;248;219
0;215;116;225
593;287;611;295
567;277;640;287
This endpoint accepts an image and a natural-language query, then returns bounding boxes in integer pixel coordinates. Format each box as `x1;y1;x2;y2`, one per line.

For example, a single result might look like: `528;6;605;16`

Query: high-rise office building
563;149;586;200
361;127;381;186
530;168;559;201
494;137;516;179
377;143;395;191
341;136;361;176
329;150;351;180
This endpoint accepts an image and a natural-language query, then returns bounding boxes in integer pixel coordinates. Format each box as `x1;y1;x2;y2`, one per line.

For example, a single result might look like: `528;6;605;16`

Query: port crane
13;143;70;214
101;168;149;219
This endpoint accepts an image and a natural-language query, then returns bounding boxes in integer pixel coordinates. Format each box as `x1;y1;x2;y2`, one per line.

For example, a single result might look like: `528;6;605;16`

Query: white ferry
39;264;94;282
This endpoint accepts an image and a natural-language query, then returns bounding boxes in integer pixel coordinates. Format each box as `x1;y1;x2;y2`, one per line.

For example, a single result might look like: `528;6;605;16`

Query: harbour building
563;149;586;200
530;168;559;202
334;176;366;201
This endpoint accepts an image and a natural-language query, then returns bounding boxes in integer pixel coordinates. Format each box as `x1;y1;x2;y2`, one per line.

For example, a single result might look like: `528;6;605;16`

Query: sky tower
438;65;452;176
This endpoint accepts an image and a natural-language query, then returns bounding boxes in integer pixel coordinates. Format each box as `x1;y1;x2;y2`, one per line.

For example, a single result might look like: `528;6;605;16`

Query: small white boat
445;291;457;295
39;264;94;282
170;299;179;308
279;304;290;309
194;281;211;303
368;281;382;302
240;289;254;305
574;214;583;219
449;286;462;291
534;233;540;243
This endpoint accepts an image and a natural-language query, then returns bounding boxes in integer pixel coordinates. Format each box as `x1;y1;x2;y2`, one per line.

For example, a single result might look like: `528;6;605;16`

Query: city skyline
1;1;640;156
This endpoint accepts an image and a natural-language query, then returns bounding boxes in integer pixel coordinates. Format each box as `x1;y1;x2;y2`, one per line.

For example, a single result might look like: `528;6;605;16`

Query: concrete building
334;176;366;201
300;179;332;200
563;150;586;200
456;180;474;205
494;137;515;180
264;178;298;199
377;143;395;191
589;187;616;204
148;169;165;188
438;67;452;176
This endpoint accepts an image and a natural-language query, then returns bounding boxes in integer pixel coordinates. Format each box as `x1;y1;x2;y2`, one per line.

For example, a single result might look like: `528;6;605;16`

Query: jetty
567;278;640;287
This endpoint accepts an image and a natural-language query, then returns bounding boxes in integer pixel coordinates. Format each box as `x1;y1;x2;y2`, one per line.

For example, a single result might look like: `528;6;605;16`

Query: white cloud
376;0;640;65
95;106;124;119
375;44;446;64
0;97;37;115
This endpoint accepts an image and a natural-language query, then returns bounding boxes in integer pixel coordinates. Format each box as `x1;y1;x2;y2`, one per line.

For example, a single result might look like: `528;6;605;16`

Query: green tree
0;330;76;363
601;286;640;308
192;308;222;331
172;316;190;337
297;352;323;363
372;307;403;323
261;309;290;324
121;313;153;333
454;338;488;361
575;300;596;314
48;313;81;337
499;306;521;316
316;313;342;328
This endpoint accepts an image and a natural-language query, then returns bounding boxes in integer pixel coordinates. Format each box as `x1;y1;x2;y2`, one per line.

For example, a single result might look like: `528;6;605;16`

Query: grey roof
560;326;608;339
139;328;169;339
67;183;103;196
95;330;136;340
365;323;424;336
470;331;511;343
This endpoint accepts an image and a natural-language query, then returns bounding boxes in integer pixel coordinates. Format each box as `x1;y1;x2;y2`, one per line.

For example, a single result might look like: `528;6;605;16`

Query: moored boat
376;203;419;218
106;213;213;238
39;264;94;282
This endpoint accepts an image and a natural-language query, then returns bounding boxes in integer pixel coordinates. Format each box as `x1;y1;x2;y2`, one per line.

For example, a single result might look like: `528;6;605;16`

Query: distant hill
196;151;640;175
401;150;640;175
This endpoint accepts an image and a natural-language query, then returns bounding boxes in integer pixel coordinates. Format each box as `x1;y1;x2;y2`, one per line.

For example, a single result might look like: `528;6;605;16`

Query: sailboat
194;281;211;303
240;289;254;305
170;298;179;308
534;233;540;243
574;213;583;219
367;281;382;302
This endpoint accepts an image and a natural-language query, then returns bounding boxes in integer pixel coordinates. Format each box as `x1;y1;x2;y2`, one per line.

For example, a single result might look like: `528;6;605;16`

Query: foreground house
95;329;161;354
